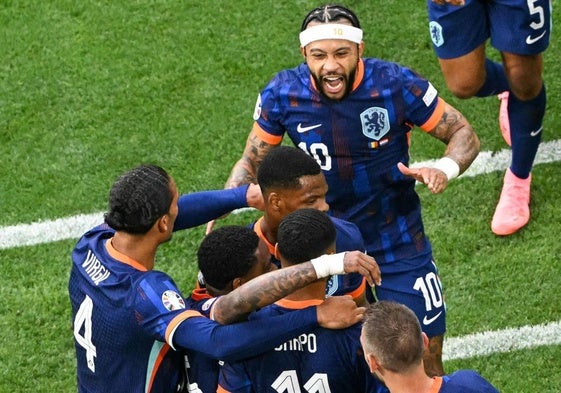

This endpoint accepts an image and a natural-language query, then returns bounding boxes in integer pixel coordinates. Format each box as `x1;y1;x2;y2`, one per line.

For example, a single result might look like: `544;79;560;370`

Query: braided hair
104;164;173;234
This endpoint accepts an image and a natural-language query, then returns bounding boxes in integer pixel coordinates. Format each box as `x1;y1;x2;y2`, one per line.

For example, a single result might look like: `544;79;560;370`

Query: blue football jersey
184;288;223;393
218;299;387;393
69;224;198;393
252;58;444;273
250;216;367;299
439;370;500;392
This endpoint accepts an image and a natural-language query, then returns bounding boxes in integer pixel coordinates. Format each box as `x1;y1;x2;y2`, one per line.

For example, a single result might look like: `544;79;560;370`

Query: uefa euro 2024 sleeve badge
162;290;186;311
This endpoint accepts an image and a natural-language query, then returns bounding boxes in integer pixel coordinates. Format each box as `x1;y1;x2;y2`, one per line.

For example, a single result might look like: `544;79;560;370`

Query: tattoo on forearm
433;106;480;173
248;133;275;167
214;265;317;324
227;133;276;187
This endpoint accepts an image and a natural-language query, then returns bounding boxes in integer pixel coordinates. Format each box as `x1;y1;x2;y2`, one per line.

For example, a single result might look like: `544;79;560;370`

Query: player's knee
446;81;480;99
441;69;484;99
509;78;543;101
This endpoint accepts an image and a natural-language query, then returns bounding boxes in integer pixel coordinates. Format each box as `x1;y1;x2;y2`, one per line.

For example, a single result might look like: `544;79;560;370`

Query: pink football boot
491;168;531;236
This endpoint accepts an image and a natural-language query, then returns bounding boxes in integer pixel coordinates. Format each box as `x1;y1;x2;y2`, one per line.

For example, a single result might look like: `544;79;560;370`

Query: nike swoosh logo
297;123;322;133
526;31;546;45
422;311;443;326
530;126;543;137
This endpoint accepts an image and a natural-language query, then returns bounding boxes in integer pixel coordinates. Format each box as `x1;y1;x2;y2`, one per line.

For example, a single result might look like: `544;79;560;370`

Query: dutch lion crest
360;107;390;140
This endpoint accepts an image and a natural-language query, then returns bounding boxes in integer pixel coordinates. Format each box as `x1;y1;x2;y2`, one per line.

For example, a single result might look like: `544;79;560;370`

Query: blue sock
508;84;546;179
475;59;509;97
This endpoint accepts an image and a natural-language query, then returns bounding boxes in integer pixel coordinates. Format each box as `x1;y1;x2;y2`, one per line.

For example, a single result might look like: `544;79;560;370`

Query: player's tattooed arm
429;102;480;174
212;251;379;325
212;262;318;324
225;129;278;189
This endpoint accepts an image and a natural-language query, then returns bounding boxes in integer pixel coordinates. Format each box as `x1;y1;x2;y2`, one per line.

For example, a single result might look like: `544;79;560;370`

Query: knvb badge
360;107;390;140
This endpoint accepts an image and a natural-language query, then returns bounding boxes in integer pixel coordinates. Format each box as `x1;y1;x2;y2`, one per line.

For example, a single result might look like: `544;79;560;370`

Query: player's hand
342;251;381;287
316;295;365;329
205;220;217;235
432;0;464;5
397;162;448;194
245;183;264;210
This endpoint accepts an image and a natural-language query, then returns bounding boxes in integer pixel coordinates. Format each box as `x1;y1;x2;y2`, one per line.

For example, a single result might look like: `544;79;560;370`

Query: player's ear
421;332;430;351
232;277;243;290
364;352;380;373
358;41;364;57
274;243;281;260
157;214;170;234
269;192;282;212
300;46;306;59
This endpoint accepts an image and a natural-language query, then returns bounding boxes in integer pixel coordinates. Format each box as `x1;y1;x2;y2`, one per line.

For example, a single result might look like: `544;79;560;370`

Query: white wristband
311;253;346;279
433;157;460;181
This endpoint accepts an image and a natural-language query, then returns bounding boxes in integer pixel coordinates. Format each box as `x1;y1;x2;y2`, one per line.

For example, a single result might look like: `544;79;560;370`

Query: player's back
218;299;385;393
69;224;184;392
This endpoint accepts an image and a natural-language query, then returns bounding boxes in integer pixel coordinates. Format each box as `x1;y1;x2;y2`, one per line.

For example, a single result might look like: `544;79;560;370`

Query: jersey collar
105;237;147;271
253;217;277;256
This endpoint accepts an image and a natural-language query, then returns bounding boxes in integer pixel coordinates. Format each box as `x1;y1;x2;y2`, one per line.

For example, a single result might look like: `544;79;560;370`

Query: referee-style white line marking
444;320;561;361
0;213;104;250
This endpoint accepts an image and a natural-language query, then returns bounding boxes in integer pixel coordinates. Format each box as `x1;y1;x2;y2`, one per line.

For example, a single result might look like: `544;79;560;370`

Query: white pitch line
1;139;560;250
0;212;104;250
444;320;561;361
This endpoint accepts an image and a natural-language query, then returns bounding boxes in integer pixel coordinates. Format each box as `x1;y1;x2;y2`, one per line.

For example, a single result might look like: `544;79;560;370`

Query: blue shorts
374;259;446;337
427;0;552;59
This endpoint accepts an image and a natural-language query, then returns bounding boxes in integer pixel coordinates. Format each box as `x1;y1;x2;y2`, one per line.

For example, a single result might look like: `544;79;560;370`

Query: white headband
299;23;363;47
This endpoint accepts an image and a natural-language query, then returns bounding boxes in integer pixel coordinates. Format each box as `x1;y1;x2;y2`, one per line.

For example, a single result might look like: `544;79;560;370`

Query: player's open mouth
322;75;344;94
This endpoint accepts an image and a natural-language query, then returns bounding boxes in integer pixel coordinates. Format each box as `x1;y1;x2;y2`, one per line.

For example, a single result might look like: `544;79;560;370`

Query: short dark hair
257;146;321;194
277;208;336;264
197;226;260;290
301;4;361;31
104;164;173;234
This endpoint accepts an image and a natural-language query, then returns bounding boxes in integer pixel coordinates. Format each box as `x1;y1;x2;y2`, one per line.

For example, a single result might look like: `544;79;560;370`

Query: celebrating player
361;301;500;393
218;209;388;393
186;225;276;392
251;145;381;305
69;164;380;392
224;4;480;376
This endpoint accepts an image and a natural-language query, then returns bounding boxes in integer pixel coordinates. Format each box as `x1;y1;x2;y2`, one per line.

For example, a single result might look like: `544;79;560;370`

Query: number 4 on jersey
73;295;97;372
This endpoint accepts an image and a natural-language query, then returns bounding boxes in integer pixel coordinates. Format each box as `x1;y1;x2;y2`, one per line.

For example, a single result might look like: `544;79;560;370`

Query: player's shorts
373;258;446;337
427;0;552;59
